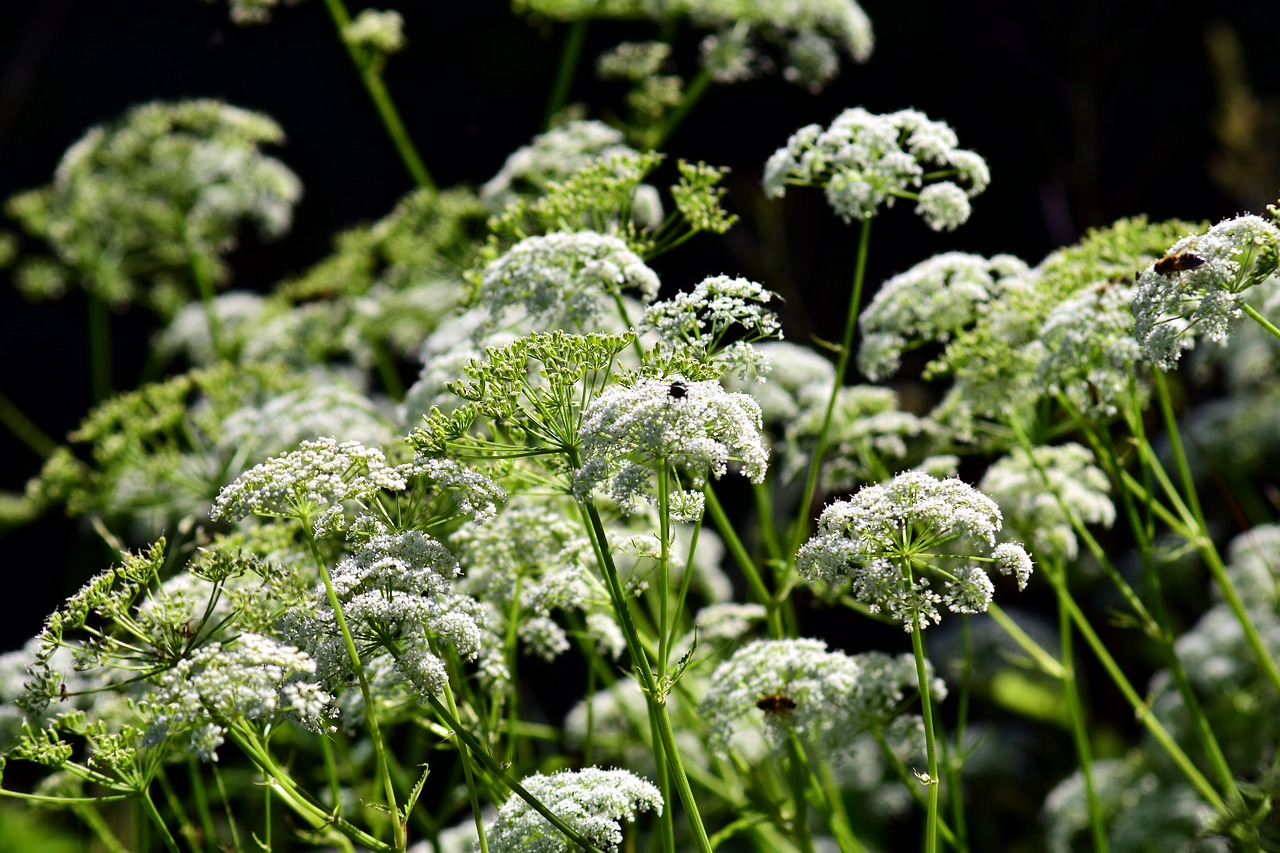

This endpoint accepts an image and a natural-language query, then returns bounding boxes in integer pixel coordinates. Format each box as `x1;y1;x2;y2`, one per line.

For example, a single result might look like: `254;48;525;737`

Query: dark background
0;0;1277;649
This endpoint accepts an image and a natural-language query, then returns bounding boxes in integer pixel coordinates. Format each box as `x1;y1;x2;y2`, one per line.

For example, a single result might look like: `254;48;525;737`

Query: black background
0;0;1277;651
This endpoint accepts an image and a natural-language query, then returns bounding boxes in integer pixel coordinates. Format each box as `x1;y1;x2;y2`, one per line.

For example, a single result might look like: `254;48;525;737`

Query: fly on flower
755;692;797;713
1153;252;1206;276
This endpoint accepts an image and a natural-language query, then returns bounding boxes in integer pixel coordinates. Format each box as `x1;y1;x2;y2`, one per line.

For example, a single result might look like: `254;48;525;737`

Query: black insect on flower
668;380;689;400
756;692;797;713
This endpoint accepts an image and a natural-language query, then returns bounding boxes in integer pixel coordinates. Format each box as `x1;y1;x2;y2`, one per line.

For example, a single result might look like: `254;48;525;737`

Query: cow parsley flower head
697;638;940;758
641;274;782;381
211;437;406;537
296;519;486;702
146;633;333;762
796;472;1032;630
763;108;988;229
1035;281;1145;418
1133;214;1280;370
575;378;768;514
6;99;301;315
979;443;1115;564
341;9;405;56
858;252;1032;381
481;120;639;209
484;767;662;853
479;231;660;334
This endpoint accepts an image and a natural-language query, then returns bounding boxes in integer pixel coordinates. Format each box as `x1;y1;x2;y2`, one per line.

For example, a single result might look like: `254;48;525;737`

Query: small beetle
667;380;689;400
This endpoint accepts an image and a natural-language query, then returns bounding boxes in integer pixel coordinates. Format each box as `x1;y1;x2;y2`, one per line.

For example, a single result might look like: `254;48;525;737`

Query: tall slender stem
790;218;873;559
320;0;434;190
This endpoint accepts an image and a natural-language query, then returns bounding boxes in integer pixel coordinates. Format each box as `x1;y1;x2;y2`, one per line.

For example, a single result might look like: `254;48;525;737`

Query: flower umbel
763;107;989;230
574;378;768;513
1132;214;1280;370
796;472;1032;630
484;766;663;853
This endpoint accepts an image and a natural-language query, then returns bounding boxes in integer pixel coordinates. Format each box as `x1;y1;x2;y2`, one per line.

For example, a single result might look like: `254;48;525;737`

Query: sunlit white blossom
697;638;939;757
575;379;768;513
484;767;662;853
796;472;1032;630
1133;214;1280;370
764;107;988;229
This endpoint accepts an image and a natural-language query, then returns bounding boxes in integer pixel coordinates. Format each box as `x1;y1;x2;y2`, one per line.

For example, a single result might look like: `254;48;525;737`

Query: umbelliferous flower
6;100;300;316
484;767;663;853
796;472;1032;630
697;638;940;757
211;437;406;537
857;252;1031;381
979;443;1115;564
763;108;988;229
574;378;768;513
480;120;639;209
479;231;660;334
642;275;781;381
341;9;405;56
146;633;333;761
1133;214;1280;370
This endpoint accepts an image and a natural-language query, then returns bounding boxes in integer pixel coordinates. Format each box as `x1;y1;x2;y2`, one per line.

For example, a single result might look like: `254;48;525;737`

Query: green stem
705;483;783;637
138;786;182;853
790;217;872;560
652;67;712;149
579;496;714;853
784;734;815;853
1242;300;1280;342
910;611;940;853
320;0;434;190
985;603;1067;680
308;537;405;850
424;694;608;853
947;619;971;852
1152;370;1280;696
1053;563;1108;853
544;20;588;129
0;388;58;459
440;678;489;853
189;245;224;362
70;802;129;853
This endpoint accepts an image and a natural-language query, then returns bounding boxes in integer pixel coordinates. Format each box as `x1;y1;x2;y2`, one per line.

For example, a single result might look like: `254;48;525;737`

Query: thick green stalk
1152;371;1280;695
1054;568;1108;853
1242;301;1280;342
138;787;182;853
440;679;489;853
790;217;873;560
705;483;783;637
87;290;113;402
579;496;715;853
0;389;58;459
544;20;588;129
425;695;607;853
909;610;940;853
307;537;405;850
784;735;815;853
320;0;434;190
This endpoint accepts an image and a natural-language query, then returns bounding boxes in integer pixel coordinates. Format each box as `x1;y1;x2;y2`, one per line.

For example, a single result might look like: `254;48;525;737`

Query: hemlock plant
1;3;1279;853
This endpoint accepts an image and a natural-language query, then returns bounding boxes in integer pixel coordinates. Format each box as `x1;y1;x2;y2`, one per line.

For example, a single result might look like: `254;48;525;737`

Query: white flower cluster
1133;214;1280;370
723;340;835;430
978;443;1115;564
858;252;1032;381
302;519;484;701
484;766;663;853
574;379;768;514
406;456;507;524
697;638;938;757
1035;281;1143;417
216;381;397;464
452;497;601;661
480;231;660;333
341;9;405;55
641;275;782;381
146;633;333;761
763;107;989;229
796;472;1032;630
481;120;639;209
211;437;406;537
